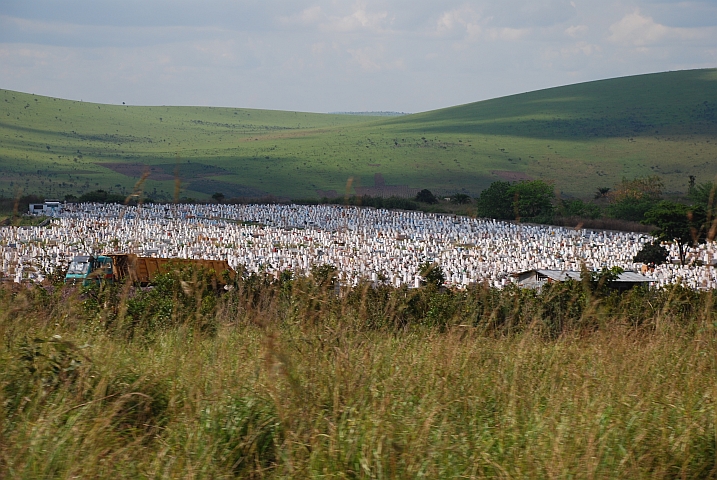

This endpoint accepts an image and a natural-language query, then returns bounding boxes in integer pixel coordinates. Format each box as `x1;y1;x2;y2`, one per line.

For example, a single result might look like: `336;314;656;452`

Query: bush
607;197;657;222
560;199;601;219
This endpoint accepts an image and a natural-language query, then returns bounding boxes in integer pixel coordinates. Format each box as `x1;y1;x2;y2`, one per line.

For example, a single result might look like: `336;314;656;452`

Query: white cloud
565;24;588;38
279;2;390;33
435;6;482;36
561;40;600;57
608;10;716;46
487;27;530;42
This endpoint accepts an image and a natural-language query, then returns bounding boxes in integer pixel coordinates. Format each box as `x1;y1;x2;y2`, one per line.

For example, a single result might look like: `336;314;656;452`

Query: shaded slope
385;69;717;139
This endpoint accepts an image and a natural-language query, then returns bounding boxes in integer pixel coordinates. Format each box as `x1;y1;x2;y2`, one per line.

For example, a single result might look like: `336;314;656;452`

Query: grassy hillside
1;69;716;200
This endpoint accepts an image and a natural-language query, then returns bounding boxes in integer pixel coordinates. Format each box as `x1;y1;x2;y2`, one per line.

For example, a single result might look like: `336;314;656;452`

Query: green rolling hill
1;69;716;201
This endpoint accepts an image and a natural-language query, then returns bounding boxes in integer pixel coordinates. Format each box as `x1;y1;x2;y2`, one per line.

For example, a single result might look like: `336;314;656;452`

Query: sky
1;1;716;113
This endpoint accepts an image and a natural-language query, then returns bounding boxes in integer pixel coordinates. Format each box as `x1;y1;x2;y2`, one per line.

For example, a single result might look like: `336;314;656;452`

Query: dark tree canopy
606;175;664;222
475;181;513;220
689;181;716;239
450;193;471;205
510;180;555;220
643;201;706;265
607;197;657;222
633;241;669;266
415;189;438;204
476;180;555;221
561;199;601;219
418;261;445;287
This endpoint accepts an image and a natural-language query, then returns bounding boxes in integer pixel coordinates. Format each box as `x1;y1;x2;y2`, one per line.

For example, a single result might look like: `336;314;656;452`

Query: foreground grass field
1;273;716;478
1;69;716;201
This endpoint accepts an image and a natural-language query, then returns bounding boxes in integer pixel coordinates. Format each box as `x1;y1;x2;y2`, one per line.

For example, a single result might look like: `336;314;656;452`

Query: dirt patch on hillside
491;170;533;182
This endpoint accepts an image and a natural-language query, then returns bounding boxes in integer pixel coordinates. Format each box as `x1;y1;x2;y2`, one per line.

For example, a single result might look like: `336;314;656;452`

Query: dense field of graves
2;202;716;290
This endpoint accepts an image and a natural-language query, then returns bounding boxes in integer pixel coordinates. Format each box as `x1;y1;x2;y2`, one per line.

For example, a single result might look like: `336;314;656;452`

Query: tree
643;201;706;265
311;264;338;288
561;199;601;219
450;193;471;205
415;189;438;204
418;261;445;287
633;241;668;266
475;181;513;219
607;196;657;222
609;175;664;203
594;187;611;199
476;180;555;221
688;181;715;208
607;176;664;221
509;180;555;220
211;192;225;203
687;182;717;233
688;181;716;240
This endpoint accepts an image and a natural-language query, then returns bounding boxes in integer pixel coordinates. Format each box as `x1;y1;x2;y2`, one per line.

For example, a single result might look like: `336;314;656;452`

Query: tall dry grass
0;273;715;478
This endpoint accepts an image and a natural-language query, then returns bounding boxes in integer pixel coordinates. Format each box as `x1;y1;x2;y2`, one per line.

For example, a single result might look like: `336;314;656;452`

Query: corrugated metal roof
614;271;655;283
514;269;654;283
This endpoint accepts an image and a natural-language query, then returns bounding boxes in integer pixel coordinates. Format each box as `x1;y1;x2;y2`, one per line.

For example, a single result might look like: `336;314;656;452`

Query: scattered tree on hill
643;201;706;265
212;192;225;203
633;241;668;266
415;189;438;204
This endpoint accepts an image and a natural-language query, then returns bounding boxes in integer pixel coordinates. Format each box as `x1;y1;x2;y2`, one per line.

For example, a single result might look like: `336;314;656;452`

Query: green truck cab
65;255;115;286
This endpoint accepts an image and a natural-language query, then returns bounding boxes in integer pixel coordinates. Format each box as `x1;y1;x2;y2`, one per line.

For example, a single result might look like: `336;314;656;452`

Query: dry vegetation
1;272;716;478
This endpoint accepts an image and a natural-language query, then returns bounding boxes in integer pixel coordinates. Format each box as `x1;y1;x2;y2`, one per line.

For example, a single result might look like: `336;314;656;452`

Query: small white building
28;201;62;216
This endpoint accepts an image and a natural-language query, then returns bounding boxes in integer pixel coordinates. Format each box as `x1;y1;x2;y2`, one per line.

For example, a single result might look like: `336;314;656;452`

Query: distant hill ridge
1;69;715;200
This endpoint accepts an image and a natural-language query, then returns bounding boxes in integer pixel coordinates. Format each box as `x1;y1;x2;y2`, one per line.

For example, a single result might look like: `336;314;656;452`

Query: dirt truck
65;254;235;287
